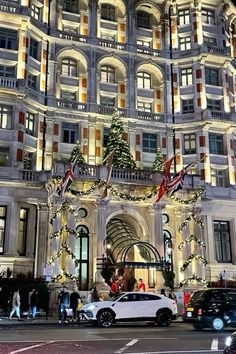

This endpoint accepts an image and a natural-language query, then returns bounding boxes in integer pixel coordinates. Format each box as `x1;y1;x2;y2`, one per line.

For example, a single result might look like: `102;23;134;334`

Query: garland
168;189;205;205
47;241;78;265
49;225;77;239
181;274;208;285
50;201;78;225
178;213;205;233
51;269;79;282
178;234;206;251
180;252;207;272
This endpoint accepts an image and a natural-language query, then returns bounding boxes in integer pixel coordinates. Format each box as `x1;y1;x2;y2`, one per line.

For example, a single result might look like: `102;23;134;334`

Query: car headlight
86;304;96;311
225;336;232;347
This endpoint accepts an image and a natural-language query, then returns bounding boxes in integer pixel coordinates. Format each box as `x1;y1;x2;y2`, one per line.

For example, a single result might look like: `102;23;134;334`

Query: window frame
61;90;77;101
63;0;79;13
101;65;115;84
0;65;15;77
179;8;190;25
136;10;151;29
209;133;224;155
61;58;77;77
29;38;39;60
0;105;12;129
142;132;157;153
25;112;35;136
179;36;191;50
181;67;193;86
17;208;29;256
101;4;116;22
137;72;151;89
0;29;17;50
62;122;78;144
0;206;7;254
213;221;231;263
137;101;152;112
211;169;228;187
205;68;219;86
182;99;194;114
183;133;196;155
31;3;41;21
100;96;115;107
28;73;37;90
202;8;215;25
0;147;10;167
207;99;221;111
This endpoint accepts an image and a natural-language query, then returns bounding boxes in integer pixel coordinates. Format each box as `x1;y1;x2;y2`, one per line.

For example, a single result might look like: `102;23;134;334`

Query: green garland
168;189;205;205
49;225;77;239
181;274;208;285
51;269;79;282
180;252;207;272
178;234;206;251
178;213;205;232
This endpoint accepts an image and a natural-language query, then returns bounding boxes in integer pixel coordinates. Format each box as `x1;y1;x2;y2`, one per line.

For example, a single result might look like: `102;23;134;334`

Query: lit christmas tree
69;141;85;164
103;109;136;169
152;147;164;172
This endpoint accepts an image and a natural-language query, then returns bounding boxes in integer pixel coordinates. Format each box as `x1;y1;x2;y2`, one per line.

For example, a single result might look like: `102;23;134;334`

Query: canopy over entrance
105;218;163;270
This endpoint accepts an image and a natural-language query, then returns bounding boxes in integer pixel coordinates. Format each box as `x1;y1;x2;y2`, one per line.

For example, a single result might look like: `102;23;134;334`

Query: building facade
0;0;236;290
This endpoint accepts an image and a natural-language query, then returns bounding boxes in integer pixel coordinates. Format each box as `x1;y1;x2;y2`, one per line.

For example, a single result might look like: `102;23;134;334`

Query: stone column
6;201;19;256
49;0;58;29
34;203;49;277
127;56;136;117
149;203;165;257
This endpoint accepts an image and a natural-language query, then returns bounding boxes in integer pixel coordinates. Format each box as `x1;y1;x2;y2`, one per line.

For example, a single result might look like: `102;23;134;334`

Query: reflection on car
224;331;236;353
80;291;178;328
183;288;236;331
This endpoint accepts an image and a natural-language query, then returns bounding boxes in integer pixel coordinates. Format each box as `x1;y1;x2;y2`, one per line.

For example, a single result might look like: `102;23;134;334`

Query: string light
168;189;205;205
178;234;206;251
181;274;208;285
180;253;207;272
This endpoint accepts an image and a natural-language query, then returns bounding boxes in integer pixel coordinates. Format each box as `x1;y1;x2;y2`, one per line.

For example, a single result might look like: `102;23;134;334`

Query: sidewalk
0;316;62;326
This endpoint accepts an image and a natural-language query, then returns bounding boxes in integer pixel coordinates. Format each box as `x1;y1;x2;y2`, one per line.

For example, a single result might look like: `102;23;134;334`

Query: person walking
58;286;69;323
90;286;100;302
110;279;119;297
137;279;146;292
9;290;21;320
70;287;81;321
168;289;176;301
160;288;167;296
30;289;39;319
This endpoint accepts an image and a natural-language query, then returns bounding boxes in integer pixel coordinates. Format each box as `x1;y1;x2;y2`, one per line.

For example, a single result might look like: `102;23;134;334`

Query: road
0;321;231;354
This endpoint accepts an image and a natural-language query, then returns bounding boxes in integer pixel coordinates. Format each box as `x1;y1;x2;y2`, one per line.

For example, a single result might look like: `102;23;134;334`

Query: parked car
224;332;236;353
80;291;178;328
183;288;236;331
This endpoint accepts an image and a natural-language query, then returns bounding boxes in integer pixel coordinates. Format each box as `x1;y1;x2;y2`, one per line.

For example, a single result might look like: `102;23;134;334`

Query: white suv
80;292;178;328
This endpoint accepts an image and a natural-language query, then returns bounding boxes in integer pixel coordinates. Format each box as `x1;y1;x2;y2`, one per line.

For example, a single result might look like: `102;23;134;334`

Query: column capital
96;197;110;207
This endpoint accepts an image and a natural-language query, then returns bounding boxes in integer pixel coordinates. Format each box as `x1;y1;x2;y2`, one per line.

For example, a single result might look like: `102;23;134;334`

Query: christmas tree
103;109;136;169
69;141;85;164
152;147;164;172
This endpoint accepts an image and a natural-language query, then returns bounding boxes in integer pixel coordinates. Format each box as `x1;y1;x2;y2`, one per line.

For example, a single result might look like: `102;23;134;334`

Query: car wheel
97;310;114;328
193;323;204;330
156;310;172;327
212;317;224;331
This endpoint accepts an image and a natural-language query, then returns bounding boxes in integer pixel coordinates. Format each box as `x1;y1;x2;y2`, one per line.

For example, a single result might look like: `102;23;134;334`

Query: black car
224;332;236;353
183;288;236;331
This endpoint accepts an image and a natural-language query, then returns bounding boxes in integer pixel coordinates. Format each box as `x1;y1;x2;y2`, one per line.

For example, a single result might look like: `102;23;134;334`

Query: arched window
101;65;115;83
61;58;77;77
137;72;151;89
101;4;116;21
136;11;151;29
75;225;89;290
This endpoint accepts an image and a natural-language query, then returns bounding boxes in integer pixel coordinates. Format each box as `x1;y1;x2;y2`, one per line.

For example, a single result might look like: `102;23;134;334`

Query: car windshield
111;292;125;301
190;291;206;302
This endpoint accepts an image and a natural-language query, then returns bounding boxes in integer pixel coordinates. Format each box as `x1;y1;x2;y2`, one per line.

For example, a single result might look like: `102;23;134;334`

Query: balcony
98;38;125;50
0;167;50;183
57;99;87;111
202;44;230;56
58;30;88;43
0;0;20;14
136;45;169;58
203;109;234;121
137;110;164;122
98;105;125;116
0;77;17;88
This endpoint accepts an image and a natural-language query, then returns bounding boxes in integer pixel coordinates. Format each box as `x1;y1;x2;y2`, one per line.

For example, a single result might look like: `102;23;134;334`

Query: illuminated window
207;99;221;111
209;133;224;155
31;4;41;21
137;40;151;47
17;208;28;256
75;225;89;290
30;38;39;60
184;133;196;155
137;72;151;89
211;169;228;187
182;99;194;113
143;133;157;153
63;0;78;13
179;9;190;25
205;68;219;86
61;90;76;101
25;112;35;136
101;66;115;83
202;8;215;25
179;36;191;50
62;122;78;144
0;148;10;167
100;96;115;106
0;206;7;254
0;105;12;129
101;4;115;21
136;11;151;29
0;29;17;50
23;151;33;170
28;73;37;90
0;65;15;77
61;58;77;77
181;68;192;86
214;221;231;262
137;101;152;112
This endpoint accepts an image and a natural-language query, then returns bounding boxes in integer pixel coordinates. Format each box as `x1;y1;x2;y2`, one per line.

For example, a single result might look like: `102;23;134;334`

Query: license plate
186;307;194;311
187;312;192;318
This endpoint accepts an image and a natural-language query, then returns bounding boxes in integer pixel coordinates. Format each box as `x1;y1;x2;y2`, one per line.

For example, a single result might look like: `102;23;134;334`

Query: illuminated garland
178;234;206;251
51;269;79;282
180;252;207;272
49;225;77;239
47;250;63;265
181;274;208;285
50;201;79;225
108;185;156;201
168;189;205;205
178;213;205;232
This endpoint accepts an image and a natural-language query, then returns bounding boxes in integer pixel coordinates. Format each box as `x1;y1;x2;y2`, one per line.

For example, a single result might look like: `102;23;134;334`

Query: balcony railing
98;38;125;50
98;105;125;116
0;77;17;88
203;44;230;56
137;111;164;121
58;31;88;43
57;99;87;111
0;0;20;13
209;110;231;120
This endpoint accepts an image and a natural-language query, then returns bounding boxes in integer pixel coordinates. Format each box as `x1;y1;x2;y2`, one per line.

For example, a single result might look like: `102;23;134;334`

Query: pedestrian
45;287;51;320
90;286;100;302
27;289;34;319
160;288;167;296
9;290;21;320
110;279;118;297
70;287;81;321
30;289;39;319
137;279;146;292
58;286;69;323
168;289;176;301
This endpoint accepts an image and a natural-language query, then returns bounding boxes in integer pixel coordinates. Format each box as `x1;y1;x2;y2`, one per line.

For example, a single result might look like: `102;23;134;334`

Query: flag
101;149;116;198
166;160;198;196
156;155;176;202
56;158;77;197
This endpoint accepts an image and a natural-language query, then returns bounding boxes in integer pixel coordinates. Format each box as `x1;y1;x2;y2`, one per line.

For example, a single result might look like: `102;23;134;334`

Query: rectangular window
101;66;115;83
17;208;28;256
179;36;191;50
23;151;33;170
179;9;190;25
62;122;78;144
0;65;15;77
103;127;110;148
0;105;12;129
28;73;37;90
205;68;219;86
0;147;10;167
203;36;217;46
0;29;17;50
207;99;221;111
182;99;194;113
184;133;196;155
137;40;151;47
63;0;78;13
29;38;39;60
100;96;115;107
143;133;157;153
136;11;151;29
61;90;76;101
137;101;152;112
214;221;231;263
137;72;151;89
0;206;7;254
202;8;215;25
209;133;224;154
61;58;77;77
31;4;41;21
181;68;192;86
101;4;115;21
211;169;228;187
25;112;35;136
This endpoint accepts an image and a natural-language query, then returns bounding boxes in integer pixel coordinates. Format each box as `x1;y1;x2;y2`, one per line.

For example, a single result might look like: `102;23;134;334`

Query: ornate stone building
0;0;236;290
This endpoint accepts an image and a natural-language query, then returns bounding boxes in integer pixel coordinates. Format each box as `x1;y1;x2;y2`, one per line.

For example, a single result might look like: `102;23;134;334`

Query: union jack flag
56;158;77;197
156;155;176;202
166;160;198;196
101;148;116;199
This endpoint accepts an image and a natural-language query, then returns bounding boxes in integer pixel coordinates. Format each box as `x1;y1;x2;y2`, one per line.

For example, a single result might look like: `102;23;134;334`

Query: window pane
214;221;231;262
